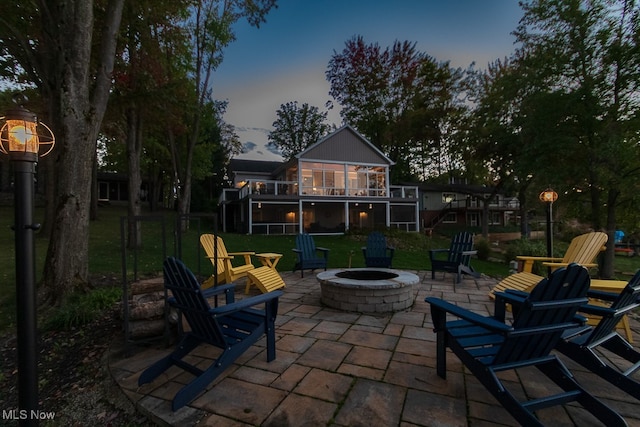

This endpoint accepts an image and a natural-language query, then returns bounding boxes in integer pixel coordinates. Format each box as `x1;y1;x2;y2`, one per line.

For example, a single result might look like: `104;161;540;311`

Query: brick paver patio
108;270;640;426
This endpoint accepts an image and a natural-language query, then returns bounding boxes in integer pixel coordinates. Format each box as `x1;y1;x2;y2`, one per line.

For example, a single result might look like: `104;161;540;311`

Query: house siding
300;127;388;164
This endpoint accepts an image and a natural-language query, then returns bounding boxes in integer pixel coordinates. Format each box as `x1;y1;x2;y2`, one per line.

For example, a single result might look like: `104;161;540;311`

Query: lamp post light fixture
539;187;558;260
0;95;55;426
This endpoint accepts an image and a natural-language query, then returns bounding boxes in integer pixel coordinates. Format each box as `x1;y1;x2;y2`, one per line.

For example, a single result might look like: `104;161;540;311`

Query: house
219;125;420;235
419;182;520;230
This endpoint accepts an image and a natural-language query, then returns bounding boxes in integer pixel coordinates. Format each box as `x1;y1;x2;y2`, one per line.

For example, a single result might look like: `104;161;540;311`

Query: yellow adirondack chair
488;231;633;341
490;232;607;298
516;231;608;273
200;234;255;289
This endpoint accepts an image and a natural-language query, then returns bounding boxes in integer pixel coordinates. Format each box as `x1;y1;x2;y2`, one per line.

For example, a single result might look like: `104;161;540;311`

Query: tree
326;36;470;182
171;0;276;226
0;1;125;303
267;101;331;159
512;0;640;278
109;0;192;246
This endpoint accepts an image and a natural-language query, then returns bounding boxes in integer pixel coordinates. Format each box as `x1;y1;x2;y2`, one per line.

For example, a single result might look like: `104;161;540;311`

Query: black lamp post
0;96;55;426
539;188;558;260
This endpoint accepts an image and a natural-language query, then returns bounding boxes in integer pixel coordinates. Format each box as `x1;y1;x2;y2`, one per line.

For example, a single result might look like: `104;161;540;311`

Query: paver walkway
107;270;640;426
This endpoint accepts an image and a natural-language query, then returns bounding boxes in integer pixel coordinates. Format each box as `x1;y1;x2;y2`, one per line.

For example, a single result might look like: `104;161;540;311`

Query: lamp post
539;188;558;260
1;96;55;426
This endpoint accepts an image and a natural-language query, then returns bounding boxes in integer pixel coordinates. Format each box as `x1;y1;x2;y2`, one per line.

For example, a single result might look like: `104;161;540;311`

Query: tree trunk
90;149;98;221
601;188;620;279
126;107;142;248
40;0;124;305
518;189;529;237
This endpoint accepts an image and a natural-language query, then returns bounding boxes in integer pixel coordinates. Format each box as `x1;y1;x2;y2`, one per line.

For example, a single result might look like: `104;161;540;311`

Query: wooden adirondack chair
138;257;282;411
361;231;394;268
429;231;480;283
489;271;635;342
292;233;329;277
200;234;255;289
555;271;640;400
426;264;627;426
516;231;607;273
489;231;608;297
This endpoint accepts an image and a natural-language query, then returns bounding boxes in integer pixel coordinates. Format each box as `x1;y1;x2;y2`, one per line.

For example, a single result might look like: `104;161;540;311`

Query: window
347;165;386;197
300;162;346;195
443;212;457;223
442;193;456;203
490;211;502;225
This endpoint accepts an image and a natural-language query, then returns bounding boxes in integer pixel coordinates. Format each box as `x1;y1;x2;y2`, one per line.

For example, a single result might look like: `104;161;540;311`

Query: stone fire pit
316;268;419;314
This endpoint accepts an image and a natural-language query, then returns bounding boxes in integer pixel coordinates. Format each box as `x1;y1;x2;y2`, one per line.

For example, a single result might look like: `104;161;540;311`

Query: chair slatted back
364;232;392;268
366;232;388;258
296;233;318;261
163;257;225;346
562;232;607;265
200;234;226;279
448;232;474;264
588;272;640;344
493;264;590;365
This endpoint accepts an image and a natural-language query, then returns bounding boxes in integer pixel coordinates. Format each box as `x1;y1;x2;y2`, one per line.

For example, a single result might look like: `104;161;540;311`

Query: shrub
475;237;491;261
43;287;121;331
503;239;548;274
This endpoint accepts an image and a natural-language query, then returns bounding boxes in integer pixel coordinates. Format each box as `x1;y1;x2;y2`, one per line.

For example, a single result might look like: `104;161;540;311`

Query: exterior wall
300;127;389;164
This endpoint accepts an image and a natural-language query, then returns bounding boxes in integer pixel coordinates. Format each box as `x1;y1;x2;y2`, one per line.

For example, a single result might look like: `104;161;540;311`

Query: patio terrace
108;271;640;426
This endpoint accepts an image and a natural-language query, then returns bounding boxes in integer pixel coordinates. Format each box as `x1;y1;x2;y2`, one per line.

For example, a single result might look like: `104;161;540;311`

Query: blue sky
212;0;524;160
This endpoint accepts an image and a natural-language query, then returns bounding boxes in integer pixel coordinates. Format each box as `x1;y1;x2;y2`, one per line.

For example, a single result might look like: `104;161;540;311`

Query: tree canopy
267;101;331;160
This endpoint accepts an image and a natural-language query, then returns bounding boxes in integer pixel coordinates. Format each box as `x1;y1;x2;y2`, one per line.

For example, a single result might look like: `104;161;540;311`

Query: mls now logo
2;409;56;421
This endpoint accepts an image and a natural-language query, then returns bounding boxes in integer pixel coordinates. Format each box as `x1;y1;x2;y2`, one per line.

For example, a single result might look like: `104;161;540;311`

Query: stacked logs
123;277;173;339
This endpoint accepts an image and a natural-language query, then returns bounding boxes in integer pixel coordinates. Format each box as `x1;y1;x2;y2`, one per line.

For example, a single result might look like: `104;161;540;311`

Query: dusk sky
211;1;524;161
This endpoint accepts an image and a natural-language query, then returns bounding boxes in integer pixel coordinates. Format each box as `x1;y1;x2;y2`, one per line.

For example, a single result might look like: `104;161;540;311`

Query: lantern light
539;188;558;204
0;97;55;161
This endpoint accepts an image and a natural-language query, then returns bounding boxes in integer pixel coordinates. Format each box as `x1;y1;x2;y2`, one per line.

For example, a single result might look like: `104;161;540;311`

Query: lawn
1;204;638;332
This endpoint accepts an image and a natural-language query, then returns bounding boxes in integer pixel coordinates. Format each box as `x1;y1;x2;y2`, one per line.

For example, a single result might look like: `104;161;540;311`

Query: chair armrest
516;256;562;262
207;255;233;260
202;283;236;304
493;290;528;321
209;290;283;316
317;248;329;258
586;289;619;301
542;262;598;269
516;256;562;272
228;251;254;263
292;249;301;254
579;300;640;317
425;297;512;333
429;249;449;254
461;250;478;256
429;249;450;261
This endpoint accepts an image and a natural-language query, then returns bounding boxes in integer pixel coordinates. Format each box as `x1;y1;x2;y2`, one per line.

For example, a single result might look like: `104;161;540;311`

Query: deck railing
231;180;419;200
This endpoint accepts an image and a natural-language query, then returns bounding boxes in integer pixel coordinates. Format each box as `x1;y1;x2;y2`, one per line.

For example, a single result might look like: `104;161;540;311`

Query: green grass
1;204;639;332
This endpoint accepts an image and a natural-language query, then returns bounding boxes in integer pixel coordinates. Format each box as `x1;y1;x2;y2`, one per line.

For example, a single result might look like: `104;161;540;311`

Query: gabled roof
296;124;394;165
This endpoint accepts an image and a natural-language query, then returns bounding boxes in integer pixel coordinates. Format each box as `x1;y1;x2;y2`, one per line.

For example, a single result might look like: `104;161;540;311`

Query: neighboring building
219;125;420;235
419;182;520;230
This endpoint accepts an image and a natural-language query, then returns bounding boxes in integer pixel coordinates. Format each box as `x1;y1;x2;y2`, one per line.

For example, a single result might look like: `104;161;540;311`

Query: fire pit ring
316;268;419;313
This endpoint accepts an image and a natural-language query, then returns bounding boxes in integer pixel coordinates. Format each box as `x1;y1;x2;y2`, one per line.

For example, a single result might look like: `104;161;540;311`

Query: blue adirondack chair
425;264;627;426
555;270;640;400
361;231;394;268
292;233;329;277
429;231;480;283
138;257;282;411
